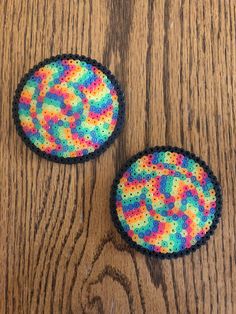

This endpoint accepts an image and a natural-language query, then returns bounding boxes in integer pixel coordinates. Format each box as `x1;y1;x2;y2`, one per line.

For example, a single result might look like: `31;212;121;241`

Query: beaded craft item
111;147;222;259
13;55;125;163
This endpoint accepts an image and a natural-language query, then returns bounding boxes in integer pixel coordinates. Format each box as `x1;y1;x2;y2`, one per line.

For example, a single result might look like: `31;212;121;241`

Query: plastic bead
13;54;125;163
111;147;222;259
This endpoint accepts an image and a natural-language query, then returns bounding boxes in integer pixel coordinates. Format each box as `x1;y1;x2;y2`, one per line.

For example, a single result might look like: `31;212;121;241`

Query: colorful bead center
115;151;217;254
17;59;120;158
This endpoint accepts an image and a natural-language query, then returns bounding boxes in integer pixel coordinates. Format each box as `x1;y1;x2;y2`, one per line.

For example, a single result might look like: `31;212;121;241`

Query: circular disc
13;54;125;163
111;146;222;259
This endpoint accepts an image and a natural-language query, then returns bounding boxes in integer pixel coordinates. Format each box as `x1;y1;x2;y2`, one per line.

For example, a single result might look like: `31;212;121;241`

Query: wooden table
1;1;235;313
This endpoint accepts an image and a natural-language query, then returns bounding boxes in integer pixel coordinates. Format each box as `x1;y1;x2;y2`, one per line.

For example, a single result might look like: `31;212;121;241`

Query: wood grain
0;0;235;313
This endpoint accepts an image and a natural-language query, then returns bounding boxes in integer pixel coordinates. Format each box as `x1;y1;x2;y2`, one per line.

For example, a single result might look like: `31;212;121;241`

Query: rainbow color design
17;58;120;158
115;151;217;254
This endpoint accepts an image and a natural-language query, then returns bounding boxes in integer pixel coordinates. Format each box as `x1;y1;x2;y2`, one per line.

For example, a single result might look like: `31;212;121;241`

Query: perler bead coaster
13;54;125;163
111;147;222;259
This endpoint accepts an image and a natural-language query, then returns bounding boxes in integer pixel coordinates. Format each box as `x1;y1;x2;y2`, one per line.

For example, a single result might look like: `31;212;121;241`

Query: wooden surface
0;0;235;313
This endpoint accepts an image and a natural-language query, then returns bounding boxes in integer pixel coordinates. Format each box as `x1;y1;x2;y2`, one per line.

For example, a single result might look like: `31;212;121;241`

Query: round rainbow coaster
13;54;125;163
111;146;222;259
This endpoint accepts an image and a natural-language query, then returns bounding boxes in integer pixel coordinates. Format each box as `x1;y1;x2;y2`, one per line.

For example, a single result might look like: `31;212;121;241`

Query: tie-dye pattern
17;59;120;158
115;151;218;254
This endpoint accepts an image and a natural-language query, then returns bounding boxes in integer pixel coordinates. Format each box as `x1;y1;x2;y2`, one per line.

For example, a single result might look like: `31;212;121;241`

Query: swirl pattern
15;56;123;161
113;149;220;255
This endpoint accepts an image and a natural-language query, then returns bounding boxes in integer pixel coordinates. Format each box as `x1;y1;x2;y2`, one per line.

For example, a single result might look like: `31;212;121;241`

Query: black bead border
12;54;125;164
110;146;222;259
